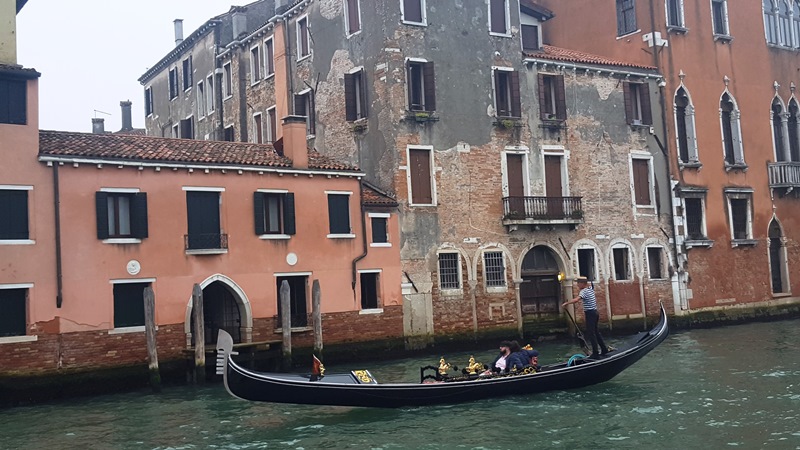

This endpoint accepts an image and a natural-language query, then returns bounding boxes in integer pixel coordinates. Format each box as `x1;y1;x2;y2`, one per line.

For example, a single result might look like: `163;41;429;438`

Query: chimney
119;100;133;132
174;19;184;46
232;10;247;38
282;116;308;169
275;0;291;15
92;118;105;134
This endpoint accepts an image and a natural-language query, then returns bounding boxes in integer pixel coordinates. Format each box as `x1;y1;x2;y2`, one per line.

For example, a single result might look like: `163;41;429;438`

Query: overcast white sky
17;1;233;132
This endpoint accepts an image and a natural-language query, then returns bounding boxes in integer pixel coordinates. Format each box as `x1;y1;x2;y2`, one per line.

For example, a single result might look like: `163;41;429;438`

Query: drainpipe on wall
351;180;368;304
52;164;63;308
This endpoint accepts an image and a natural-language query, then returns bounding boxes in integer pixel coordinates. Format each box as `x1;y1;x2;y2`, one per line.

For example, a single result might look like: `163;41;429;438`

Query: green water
2;320;799;449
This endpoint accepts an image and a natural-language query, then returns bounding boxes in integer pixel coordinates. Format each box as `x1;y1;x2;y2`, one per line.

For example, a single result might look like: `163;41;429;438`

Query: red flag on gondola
311;355;324;381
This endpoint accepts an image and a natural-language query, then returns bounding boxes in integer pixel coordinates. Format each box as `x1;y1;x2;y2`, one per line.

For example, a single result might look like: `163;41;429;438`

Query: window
360;272;380;309
266;106;277;144
484;251;506;288
778;0;792;46
684;197;707;240
726;193;753;241
276;276;308;327
494;69;521;118
223;125;235;142
250;45;262;84
616;0;637;36
765;0;779;44
0;288;26;337
197;81;206;118
794;2;800;49
294;90;316;135
265;38;275;76
438;253;461;290
327;193;352;235
631;157;653;206
613;247;631;281
720;92;744;166
370;215;389;244
0;78;26;125
223;62;233;98
171;123;179;138
254;191;296;236
168;68;178;100
345;69;368;121
0;189;29;240
538;74;566;121
489;0;509;35
113;283;147;329
180;117;194;139
95;192;148;240
675;87;699;164
253;113;264;143
647;247;664;279
407;147;434;205
144;86;153;118
667;0;685;28
623;82;653;125
297;16;311;59
182;57;192;91
206;75;215;114
773;98;789;162
407;60;436;112
521;24;540;51
577;248;597;281
402;0;426;25
712;0;729;36
345;0;362;35
789;100;800;162
186;190;224;251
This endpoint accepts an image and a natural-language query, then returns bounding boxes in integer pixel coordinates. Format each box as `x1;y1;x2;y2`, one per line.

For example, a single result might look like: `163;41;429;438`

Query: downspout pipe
351;180;368;303
52;163;63;308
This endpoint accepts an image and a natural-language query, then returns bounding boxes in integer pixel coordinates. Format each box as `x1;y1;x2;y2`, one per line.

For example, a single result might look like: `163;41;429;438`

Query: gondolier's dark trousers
585;309;608;355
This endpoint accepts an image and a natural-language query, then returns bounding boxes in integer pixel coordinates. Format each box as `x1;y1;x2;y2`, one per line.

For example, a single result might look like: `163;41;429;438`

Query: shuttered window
250;46;262;83
494;69;521;118
623;82;652;125
95;192;148;240
408;148;433;205
371;217;388;243
490;0;508;34
521;24;539;51
407;61;436;112
0;190;29;240
345;70;367;121
267;107;277;143
180;117;194;139
360;272;380;309
616;0;637;36
0;288;26;337
265;38;275;76
113;283;147;328
144;86;153;117
182;57;193;91
186;191;222;250
538;74;566;121
327;194;351;235
346;0;361;34
298;17;310;58
0;78;27;125
438;253;461;289
712;0;728;35
168;68;178;100
631;159;652;206
402;0;424;24
254;192;295;235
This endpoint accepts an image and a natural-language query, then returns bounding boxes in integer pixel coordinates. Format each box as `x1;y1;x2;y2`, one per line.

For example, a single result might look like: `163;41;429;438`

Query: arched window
769;219;789;294
778;0;792;46
720;92;744;166
675;87;698;164
765;0;779;44
772;97;789;162
789;99;800;161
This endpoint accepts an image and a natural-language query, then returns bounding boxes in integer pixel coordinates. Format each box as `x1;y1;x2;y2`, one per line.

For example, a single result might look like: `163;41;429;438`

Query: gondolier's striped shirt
579;287;597;311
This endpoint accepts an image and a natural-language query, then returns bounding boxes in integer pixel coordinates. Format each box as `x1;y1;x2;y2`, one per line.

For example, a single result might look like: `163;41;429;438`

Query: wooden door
544;155;563;218
506;154;525;215
409;149;433;204
520;275;561;316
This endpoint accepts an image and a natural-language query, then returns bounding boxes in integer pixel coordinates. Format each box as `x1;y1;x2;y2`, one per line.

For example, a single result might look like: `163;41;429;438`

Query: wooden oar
564;309;591;356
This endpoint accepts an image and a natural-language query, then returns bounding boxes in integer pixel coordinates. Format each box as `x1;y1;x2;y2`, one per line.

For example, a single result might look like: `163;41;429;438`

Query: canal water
2;319;799;450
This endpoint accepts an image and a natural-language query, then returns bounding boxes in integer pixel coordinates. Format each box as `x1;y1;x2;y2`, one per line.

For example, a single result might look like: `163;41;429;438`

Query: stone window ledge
731;239;757;248
685;239;714;249
0;335;38;344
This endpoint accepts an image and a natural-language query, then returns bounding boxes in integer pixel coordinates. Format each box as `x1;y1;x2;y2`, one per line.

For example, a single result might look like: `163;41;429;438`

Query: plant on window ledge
570;210;584;220
351;119;367;133
493;118;522;129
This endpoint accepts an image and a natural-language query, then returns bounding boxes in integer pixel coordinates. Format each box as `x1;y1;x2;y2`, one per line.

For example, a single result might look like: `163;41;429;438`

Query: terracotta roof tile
362;183;398;207
38;131;359;172
525;45;657;71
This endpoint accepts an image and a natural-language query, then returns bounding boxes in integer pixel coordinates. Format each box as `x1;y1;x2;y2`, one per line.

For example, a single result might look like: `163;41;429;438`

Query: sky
16;1;234;133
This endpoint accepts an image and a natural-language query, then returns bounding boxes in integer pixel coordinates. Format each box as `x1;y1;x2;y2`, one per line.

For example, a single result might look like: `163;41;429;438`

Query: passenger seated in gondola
484;340;520;374
507;348;540;373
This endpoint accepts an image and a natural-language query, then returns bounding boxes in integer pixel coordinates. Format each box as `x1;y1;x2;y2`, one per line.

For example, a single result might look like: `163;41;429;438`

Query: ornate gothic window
675;86;699;165
772;97;790;161
720;92;745;167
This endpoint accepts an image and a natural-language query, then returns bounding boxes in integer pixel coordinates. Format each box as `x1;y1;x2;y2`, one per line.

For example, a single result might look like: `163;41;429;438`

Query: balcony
185;233;229;255
502;196;583;228
768;162;800;191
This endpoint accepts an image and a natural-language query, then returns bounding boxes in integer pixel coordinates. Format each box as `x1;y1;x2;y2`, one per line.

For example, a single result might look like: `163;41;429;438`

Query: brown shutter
347;0;360;33
344;73;357;121
537;74;547;120
506;154;525;197
640;82;653;125
555;75;567;120
632;159;651;205
423;62;436;112
490;0;507;33
359;71;368;116
510;70;521;118
409;149;433;204
623;82;634;124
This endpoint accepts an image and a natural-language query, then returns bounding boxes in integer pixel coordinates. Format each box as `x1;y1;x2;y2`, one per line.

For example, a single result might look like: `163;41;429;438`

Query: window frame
483;250;507;290
772;97;790;162
184;187;226;254
437;251;463;292
0;285;33;342
168;67;179;100
358;270;382;311
492;67;521;119
266;105;277;144
720;91;746;168
253;112;264;144
489;0;512;37
297;15;311;61
405;58;436;112
725;189;755;246
182;56;193;92
711;0;731;38
250;44;262;85
96;188;148;243
206;74;215;114
344;0;363;36
326;191;355;238
521;23;541;51
255;189;295;239
624;81;653;126
369;212;391;247
345;67;368;121
629;153;656;212
144;86;154;117
682;190;711;246
196;80;206;119
646;246;666;280
0;186;32;244
0;77;27;125
616;0;638;37
674;86;700;166
294;88;316;136
264;37;275;78
405;145;437;207
110;280;151;333
576;247;599;281
223;62;233;100
501;147;531;198
612;245;633;281
401;0;427;26
666;0;686;29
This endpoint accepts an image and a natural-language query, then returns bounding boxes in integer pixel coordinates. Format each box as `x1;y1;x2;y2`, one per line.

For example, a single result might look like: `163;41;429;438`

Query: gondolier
562;277;609;359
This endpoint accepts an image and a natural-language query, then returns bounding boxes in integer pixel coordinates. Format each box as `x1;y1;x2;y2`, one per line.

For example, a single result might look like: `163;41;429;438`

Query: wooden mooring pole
312;279;323;361
192;283;206;384
143;286;161;392
280;280;292;371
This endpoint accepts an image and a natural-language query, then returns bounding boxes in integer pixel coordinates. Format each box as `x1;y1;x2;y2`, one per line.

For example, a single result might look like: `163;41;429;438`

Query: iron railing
185;233;228;251
768;162;800;188
503;196;583;221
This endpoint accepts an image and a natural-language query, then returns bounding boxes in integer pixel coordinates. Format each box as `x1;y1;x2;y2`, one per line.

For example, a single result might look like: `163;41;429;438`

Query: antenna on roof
93;109;111;118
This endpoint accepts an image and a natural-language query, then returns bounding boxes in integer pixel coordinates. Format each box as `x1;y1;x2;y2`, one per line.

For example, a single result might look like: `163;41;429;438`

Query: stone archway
519;246;563;317
184;274;253;346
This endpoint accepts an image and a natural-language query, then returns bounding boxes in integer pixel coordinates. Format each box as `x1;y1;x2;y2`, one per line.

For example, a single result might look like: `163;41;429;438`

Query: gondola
216;304;668;408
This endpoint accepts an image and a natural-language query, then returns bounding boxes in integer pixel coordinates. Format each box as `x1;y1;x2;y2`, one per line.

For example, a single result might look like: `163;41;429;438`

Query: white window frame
368;212;392;248
196;80;206;119
437;250;463;294
297;15;312;61
344;0;363;37
682;191;711;247
674;85;700;166
611;244;633;281
541;145;571;197
405;57;429;112
144;86;154;117
401;0;427;26
0;283;36;344
711;0;731;38
266;105;277;144
264;37;275;79
725;189;755;246
223;62;233;100
719;90;746;167
108;278;155;334
666;0;686;29
358;269;383;313
403;145;437;207
326;191;356;239
629;153;657;215
168;67;178;101
250;44;262;86
488;0;512;37
253;112;264;144
0;185;34;245
500;147;531;197
206;74;215;114
771;96;790;162
491;66;515;118
519;11;543;51
483;250;508;292
575;246;600;281
645;246;667;280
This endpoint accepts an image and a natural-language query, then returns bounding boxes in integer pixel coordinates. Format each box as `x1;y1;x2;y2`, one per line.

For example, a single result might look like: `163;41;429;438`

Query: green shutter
96;192;109;240
131;193;148;239
283;193;296;235
254;192;265;235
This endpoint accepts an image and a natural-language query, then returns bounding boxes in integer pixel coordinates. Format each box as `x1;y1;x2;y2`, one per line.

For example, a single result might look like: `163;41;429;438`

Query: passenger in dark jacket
488;340;521;373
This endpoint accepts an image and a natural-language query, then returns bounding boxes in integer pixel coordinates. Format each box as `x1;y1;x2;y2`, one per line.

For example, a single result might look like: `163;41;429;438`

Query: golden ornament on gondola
438;357;452;375
466;356;483;375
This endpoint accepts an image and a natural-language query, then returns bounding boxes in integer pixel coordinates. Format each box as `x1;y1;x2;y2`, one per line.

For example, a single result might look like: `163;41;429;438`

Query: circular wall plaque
126;260;141;275
286;253;298;266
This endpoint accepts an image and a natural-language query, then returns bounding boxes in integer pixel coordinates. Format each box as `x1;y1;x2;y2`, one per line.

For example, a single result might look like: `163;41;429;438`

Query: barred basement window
113;283;147;328
438;253;461;290
484;251;506;287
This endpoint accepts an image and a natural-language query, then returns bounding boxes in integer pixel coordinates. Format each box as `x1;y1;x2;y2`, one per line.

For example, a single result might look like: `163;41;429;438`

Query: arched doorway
192;281;243;344
769;219;788;294
520;246;562;317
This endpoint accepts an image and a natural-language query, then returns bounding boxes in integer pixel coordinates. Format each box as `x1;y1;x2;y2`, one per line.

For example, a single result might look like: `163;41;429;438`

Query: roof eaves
0;64;41;79
138;20;221;84
520;1;554;21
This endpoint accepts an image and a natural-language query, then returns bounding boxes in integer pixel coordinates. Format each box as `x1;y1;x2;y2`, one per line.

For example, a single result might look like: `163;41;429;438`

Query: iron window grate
484;251;506;287
438;253;461;290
